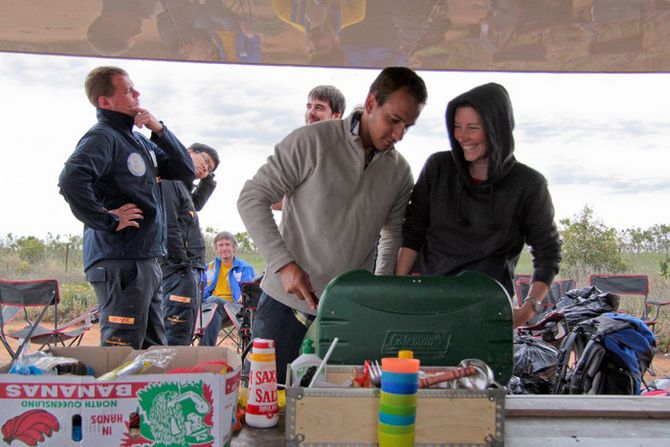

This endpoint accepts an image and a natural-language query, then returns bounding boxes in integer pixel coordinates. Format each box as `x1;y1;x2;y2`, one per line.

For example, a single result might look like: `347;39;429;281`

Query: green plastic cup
378;429;415;446
379;402;416;416
379;390;417;406
377;422;415;435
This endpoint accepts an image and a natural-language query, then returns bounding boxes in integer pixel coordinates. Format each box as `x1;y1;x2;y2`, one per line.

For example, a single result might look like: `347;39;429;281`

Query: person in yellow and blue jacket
201;231;256;346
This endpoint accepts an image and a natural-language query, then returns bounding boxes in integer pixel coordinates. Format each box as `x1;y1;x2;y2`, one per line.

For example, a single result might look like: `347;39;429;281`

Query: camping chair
218;303;242;351
589;274;670;324
191;301;218;346
191;299;242;350
214;281;262;353
0;279;59;359
14;305;100;351
514;277;562;325
237;281;262;354
0;279;100;358
555;278;577;296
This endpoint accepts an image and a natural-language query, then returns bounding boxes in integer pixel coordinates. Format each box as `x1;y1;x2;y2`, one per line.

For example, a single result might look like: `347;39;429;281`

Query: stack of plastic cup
377;357;420;446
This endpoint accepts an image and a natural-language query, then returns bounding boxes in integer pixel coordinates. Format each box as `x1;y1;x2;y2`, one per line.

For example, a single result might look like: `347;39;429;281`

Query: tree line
1;205;668;280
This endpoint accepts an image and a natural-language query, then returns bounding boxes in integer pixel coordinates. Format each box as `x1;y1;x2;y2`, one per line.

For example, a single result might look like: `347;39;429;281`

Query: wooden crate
285;365;504;446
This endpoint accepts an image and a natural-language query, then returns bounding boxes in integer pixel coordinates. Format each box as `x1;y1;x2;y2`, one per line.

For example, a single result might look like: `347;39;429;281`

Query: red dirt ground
1;323;669;381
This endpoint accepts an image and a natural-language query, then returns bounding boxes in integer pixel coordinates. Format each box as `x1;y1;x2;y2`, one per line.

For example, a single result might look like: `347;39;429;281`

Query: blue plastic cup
379;412;416;426
381;371;419;384
381;380;418;395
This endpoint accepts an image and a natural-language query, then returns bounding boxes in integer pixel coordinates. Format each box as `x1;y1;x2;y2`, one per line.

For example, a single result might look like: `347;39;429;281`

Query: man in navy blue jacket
59;66;195;349
161;143;219;345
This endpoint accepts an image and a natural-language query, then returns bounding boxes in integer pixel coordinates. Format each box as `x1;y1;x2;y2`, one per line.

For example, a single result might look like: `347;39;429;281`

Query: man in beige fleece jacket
238;67;427;383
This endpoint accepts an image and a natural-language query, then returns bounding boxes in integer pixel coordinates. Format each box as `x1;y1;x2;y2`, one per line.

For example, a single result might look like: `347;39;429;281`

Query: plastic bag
9;351;86;375
556;286;619;328
509;335;559;394
97;348;176;381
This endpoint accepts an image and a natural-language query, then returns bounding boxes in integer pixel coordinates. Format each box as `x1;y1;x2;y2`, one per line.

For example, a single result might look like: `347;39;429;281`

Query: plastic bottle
290;339;324;386
246;339;279;428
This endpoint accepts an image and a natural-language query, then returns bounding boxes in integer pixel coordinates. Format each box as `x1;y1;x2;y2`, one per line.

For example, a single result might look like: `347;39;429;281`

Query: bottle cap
301;338;315;354
253;339;275;350
398;350;414;359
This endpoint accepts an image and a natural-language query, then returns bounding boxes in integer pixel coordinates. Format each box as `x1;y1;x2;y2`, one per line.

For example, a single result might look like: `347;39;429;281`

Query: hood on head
445;82;516;183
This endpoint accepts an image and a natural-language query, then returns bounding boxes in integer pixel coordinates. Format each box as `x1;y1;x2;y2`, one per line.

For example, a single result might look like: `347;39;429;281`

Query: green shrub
56;282;96;322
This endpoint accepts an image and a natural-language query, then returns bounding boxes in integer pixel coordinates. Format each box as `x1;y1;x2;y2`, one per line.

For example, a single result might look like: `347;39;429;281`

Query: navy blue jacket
160;176;216;274
59;108;195;270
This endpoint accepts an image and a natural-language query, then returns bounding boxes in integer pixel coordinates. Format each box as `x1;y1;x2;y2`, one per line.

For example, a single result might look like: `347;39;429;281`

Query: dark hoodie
401;83;561;297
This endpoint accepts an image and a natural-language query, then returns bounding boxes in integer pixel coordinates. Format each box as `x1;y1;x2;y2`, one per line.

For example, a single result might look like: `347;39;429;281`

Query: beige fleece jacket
237;112;414;315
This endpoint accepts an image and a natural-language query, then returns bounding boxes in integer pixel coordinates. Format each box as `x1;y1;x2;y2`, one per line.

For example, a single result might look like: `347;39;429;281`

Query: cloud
1;52;670;239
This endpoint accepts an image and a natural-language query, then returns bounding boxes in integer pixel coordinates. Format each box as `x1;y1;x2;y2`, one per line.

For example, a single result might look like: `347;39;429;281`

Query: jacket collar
96;108;135;132
344;109;396;157
215;256;242;268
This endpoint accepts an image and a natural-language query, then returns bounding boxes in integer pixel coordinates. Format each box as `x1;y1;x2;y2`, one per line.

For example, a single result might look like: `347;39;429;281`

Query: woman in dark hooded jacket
396;82;561;327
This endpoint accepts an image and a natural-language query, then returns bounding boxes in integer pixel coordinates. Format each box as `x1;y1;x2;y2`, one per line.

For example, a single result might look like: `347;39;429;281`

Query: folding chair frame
217;304;242;351
18;305;100;351
215;282;261;353
589;274;670;323
193;282;261;352
514;277;564;325
0;279;59;359
192;301;218;346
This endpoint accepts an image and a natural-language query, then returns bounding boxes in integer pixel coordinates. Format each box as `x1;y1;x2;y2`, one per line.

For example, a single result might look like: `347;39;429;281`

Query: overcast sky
1;52;668;240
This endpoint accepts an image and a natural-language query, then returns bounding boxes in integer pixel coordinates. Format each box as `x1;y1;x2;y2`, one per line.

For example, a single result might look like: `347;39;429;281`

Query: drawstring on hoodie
487;184;499;230
455;180;469;226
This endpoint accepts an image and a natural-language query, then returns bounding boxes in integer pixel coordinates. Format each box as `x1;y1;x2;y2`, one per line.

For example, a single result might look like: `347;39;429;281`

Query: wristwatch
523;297;543;313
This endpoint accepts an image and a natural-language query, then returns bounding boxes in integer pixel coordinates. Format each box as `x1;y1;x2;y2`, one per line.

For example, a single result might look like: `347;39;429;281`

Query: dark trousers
86;258;166;349
251;292;313;385
161;268;201;345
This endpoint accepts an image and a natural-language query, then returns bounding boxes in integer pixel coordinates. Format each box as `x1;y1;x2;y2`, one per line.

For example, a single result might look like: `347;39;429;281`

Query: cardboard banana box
0;346;240;447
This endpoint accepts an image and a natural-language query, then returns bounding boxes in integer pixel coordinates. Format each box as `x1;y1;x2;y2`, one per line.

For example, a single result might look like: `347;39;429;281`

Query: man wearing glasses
59;66;195;349
160;143;220;345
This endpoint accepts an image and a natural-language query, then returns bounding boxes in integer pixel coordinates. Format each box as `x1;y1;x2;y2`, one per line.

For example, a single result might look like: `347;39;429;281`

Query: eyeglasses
197;152;215;175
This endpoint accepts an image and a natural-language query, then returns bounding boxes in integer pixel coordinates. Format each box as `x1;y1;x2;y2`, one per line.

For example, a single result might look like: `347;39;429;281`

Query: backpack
553;312;656;395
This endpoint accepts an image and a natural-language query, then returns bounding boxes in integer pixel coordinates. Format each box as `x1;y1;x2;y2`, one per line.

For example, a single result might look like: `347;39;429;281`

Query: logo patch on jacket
169;295;192;304
127;153;146;176
109;315;135;324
